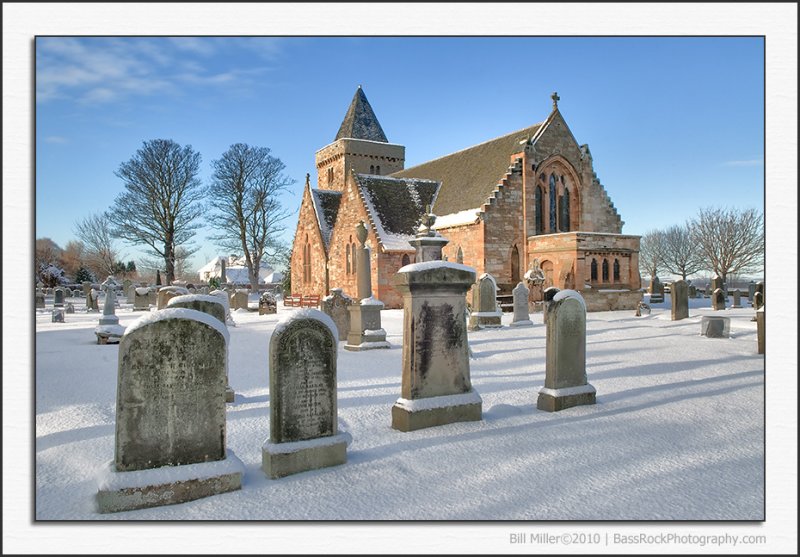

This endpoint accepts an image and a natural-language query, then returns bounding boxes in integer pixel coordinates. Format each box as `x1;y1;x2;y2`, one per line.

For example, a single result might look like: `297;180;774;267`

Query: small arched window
369;165;375;174
327;168;333;187
456;246;464;264
614;259;620;282
303;235;311;283
549;174;557;232
401;254;410;267
562;187;570;231
351;241;357;274
602;259;609;282
346;243;351;275
534;185;544;235
376;165;381;175
591;258;598;281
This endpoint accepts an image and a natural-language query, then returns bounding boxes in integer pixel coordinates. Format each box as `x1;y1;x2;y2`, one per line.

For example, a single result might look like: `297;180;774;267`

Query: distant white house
198;255;283;287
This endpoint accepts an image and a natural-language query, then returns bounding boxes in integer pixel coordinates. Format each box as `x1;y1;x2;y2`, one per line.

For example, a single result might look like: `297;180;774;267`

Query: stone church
290;86;642;311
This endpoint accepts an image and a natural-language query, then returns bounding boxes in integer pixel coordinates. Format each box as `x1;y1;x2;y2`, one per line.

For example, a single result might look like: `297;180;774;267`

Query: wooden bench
300;295;320;308
283;294;302;307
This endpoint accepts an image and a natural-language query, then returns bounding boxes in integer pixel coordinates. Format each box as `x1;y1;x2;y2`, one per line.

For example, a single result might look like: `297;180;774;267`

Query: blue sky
35;36;764;273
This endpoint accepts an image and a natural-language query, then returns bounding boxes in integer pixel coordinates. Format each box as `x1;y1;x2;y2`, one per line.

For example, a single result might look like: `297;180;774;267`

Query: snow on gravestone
510;282;533;327
262;309;347;479
96;309;243;513
133;287;151;311
537;290;596;412
156;285;189;310
712;288;726;311
468;273;502;330
321;288;352;341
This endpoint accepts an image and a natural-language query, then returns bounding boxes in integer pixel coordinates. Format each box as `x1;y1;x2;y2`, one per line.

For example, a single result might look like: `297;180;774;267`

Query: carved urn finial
356;220;368;247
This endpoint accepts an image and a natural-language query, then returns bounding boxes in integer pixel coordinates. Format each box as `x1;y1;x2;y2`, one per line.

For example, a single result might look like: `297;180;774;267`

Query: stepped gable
392;123;542;217
310;189;342;249
335;86;389;143
354;174;440;251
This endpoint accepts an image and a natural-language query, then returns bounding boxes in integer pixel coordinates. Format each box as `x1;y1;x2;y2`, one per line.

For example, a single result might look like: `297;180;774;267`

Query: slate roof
355;174;441;251
310;189;342;249
335;86;389;143
392;123;542;217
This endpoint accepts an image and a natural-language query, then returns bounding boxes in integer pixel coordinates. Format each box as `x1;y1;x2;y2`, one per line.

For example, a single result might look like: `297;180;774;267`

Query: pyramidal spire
335;86;388;143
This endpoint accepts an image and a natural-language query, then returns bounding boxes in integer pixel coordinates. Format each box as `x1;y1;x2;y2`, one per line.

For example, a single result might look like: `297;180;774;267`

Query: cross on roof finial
551;91;560;109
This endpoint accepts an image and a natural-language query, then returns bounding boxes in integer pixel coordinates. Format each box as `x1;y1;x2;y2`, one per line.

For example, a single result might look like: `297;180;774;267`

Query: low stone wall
581;289;642;312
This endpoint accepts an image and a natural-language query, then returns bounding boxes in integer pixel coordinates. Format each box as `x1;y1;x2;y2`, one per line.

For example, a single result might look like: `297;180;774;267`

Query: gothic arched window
549;174;557;232
456;246;464;264
562;187;571;231
614;259;620;282
591;258;598;281
535;185;544;235
602;259;609;282
303;235;311;283
369;165;375;174
327;168;333;187
346;243;351;275
401;254;410;267
376;165;381;175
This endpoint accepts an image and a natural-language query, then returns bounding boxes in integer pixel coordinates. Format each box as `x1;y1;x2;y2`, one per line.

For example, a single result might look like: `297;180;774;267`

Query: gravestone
156;286;190;310
167;294;233;401
200;286;209;295
167;294;227;324
51;308;65;323
510;282;533;327
756;305;765;354
731;289;742;308
701;315;730;338
87;289;100;312
122;279;132;302
687;284;697;298
755;281;765;305
392;220;481;432
670;279;689;320
147;287;157;306
752;291;764;311
321;288;352;340
259;292;277;315
35;288;45;309
96;309;243;513
542;286;561;322
210;289;236;327
468;273;502;330
262;309;347;478
96;281;125;344
82;281;92;298
133;287;151;311
747;281;756;305
710;275;725;296
65;302;75;313
231;289;249;311
53;287;65;308
345;220;390;351
711;288;726;310
538;290;596;412
649;277;664;304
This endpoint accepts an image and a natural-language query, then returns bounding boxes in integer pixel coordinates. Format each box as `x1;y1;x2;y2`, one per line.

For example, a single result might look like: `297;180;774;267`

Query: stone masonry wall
480;164;526;292
290;186;329;298
316;139;405;191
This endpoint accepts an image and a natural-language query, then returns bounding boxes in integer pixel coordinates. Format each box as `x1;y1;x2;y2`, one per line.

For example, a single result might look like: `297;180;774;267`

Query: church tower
315;86;405;191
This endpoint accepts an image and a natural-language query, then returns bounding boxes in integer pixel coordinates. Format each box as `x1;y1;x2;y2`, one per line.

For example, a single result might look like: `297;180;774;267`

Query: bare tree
206;143;293;291
690;206;764;284
660;223;704;280
35;238;63;286
74;212;119;279
107;139;204;284
638;229;666;282
59;240;85;282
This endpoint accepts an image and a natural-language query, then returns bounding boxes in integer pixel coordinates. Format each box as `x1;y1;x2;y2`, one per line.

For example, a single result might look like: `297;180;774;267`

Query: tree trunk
164;234;175;285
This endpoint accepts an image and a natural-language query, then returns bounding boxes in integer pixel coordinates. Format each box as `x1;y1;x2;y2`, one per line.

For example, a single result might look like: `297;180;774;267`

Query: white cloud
44;136;68;144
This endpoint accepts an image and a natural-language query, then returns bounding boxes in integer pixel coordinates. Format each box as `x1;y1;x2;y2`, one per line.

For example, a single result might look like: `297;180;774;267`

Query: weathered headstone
468;273;502;330
537;290;596;412
258;291;277;315
87;289;100;312
510;282;533;327
345;221;389;351
731;289;742;308
167;294;227;324
670;279;689;320
262;309;347;478
147;287;157;306
96;309;243;513
752;291;764;311
65;302;75;314
51;308;65;323
133;287;151;311
156;285;190;310
82;281;92;298
688;284;697;298
649;277;664;304
701;315;730;338
542;286;561;322
756;305;765;354
35;288;45;309
321;288;352;341
210;289;236;327
53;287;65;308
231;289;249;311
755;281;765;306
122;279;132;301
710;275;725;297
747;281;756;305
392;221;481;432
711;288;726;310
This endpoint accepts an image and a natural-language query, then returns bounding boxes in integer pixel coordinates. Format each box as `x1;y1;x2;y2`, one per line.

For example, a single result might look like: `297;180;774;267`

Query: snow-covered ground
15;292;796;552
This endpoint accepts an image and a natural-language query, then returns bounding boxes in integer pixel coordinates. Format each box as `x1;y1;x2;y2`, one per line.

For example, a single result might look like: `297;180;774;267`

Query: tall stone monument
747;281;756;305
391;213;482;432
344;221;390;351
95;276;125;344
510;282;534;327
468;273;502;330
710;275;725;296
96;309;243;513
263;309;348;478
670;279;689;321
537;290;596;412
